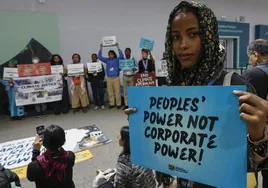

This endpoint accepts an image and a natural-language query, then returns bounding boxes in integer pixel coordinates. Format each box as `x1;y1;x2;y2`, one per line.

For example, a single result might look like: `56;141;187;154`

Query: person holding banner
2;59;24;120
122;48;136;110
51;54;70;114
69;53;89;114
98;43;124;109
126;1;268;187
138;49;155;73
87;53;106;110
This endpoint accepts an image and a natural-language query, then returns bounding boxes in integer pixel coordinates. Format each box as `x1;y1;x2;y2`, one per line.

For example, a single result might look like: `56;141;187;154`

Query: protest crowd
1;0;268;188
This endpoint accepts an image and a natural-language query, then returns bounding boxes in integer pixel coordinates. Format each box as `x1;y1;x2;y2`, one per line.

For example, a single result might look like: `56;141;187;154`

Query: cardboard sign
155;60;168;77
139;38;155;51
3;68;19;79
14;75;63;106
51;65;64;75
102;36;116;47
134;72;156;86
128;86;247;188
17;63;51;77
87;62;102;73
67;64;84;76
119;59;135;71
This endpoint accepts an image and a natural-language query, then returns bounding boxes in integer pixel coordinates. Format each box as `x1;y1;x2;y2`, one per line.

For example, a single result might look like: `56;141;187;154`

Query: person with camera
27;125;75;188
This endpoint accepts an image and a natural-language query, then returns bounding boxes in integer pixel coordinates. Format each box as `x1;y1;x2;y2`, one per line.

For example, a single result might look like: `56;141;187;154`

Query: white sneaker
101;105;105;110
94;106;99;110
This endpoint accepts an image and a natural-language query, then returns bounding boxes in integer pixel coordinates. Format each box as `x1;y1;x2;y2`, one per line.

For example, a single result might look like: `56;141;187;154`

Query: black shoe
73;109;79;114
42;113;47;117
124;106;129;110
108;105;115;109
82;108;88;113
54;111;61;115
117;106;122;110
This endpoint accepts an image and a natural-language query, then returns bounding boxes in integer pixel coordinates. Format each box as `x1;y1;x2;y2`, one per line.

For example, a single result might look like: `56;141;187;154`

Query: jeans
92;85;104;106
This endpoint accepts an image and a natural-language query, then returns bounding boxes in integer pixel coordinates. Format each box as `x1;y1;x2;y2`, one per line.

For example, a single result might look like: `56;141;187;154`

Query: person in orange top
69;53;89;113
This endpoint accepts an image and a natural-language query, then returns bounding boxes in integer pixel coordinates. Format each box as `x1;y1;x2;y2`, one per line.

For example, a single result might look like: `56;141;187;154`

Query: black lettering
188;149;197;163
143;111;149;123
175;114;184;128
151;127;157;139
170;97;178;111
208;116;219;132
161;144;168;156
144;126;151;138
199;116;208;130
156;113;166;125
183;98;191;111
168;145;179;158
167;113;175;126
179;148;188;160
163;97;170;110
188;132;197;147
180;131;188;144
154;142;161;154
198;149;204;165
156;97;163;110
172;130;180;143
176;97;184;111
157;128;165;140
150;97;157;109
190;98;199;112
187;115;199;129
164;129;172;141
208;135;217;149
197;133;208;148
150;112;156;124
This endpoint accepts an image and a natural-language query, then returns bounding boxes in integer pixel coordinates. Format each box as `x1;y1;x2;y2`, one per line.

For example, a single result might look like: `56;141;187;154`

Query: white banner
0;125;111;170
3;68;19;79
155;60;168;77
13;75;63;106
102;36;116;47
87;62;102;73
67;64;84;76
51;65;64;75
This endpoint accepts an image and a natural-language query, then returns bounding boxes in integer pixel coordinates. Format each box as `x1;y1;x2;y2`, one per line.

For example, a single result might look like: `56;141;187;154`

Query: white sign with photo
155;60;168;77
87;62;102;73
3;68;19;79
13;74;63;106
102;36;116;47
51;65;64;75
67;64;84;76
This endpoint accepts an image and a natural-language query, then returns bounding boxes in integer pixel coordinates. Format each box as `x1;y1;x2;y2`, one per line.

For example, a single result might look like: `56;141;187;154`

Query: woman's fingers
124;108;137;115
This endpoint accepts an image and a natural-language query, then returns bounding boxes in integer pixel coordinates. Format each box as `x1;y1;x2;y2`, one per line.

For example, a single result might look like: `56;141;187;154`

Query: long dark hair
108;50;117;59
51;54;63;65
120;126;130;155
43;125;66;151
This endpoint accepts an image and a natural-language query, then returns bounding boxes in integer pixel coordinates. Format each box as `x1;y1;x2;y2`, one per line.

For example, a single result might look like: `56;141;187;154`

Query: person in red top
69;53;89;113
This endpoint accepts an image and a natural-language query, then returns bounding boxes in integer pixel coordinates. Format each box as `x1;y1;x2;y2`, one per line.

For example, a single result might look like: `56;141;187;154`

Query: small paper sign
102;36;117;47
134;72;156;86
87;62;102;73
67;64;84;76
155;60;168;77
119;59;135;71
17;63;51;77
139;38;155;51
3;68;19;79
51;65;64;75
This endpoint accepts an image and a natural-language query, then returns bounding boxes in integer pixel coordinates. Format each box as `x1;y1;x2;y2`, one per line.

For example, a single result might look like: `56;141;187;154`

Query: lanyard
143;59;148;71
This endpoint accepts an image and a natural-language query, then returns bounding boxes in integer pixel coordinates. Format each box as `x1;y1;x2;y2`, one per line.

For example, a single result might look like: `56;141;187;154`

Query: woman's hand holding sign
34;135;43;151
233;90;268;142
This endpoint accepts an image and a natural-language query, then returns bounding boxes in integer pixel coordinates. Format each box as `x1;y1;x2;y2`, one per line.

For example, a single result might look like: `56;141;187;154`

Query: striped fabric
114;154;156;188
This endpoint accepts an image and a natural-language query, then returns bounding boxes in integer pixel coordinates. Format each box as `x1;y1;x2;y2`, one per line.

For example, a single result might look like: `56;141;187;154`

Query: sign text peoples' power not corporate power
143;96;219;166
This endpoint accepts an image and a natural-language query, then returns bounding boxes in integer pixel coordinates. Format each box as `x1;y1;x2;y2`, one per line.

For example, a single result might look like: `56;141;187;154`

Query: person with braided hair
125;1;268;188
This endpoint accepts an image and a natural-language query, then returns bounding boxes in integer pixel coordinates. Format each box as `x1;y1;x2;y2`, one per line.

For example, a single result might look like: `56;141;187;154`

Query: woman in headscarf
2;59;24;120
51;54;69;114
126;1;268;188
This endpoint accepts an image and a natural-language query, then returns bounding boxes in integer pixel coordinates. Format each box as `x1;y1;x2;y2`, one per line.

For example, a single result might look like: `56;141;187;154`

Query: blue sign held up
119;59;135;71
139;38;154;51
128;86;247;188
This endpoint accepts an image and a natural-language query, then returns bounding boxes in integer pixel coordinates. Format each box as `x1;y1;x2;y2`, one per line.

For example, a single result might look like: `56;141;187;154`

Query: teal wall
0;11;59;64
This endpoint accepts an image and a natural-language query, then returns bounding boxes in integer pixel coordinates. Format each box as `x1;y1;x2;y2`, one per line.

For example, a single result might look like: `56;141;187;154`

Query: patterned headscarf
165;1;223;86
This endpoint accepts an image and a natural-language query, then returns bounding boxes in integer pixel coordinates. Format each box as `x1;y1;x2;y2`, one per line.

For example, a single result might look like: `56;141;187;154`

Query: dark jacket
177;71;257;188
242;62;268;100
87;64;105;87
138;59;155;73
114;154;156;188
0;165;21;187
27;150;75;188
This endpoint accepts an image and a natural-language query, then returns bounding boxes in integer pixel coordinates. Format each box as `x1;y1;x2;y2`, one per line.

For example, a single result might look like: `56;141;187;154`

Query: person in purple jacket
98;43;124;109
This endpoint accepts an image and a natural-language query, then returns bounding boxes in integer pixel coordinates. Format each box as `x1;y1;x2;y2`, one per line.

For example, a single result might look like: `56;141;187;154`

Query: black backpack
0;166;11;188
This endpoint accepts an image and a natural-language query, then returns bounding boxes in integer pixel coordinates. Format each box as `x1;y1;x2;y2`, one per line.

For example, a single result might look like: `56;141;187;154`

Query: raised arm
149;50;155;64
98;44;109;63
117;43;124;59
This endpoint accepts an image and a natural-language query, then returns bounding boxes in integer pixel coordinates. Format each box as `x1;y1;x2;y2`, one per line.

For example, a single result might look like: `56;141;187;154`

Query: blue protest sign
128;86;247;188
119;59;135;71
139;38;154;51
